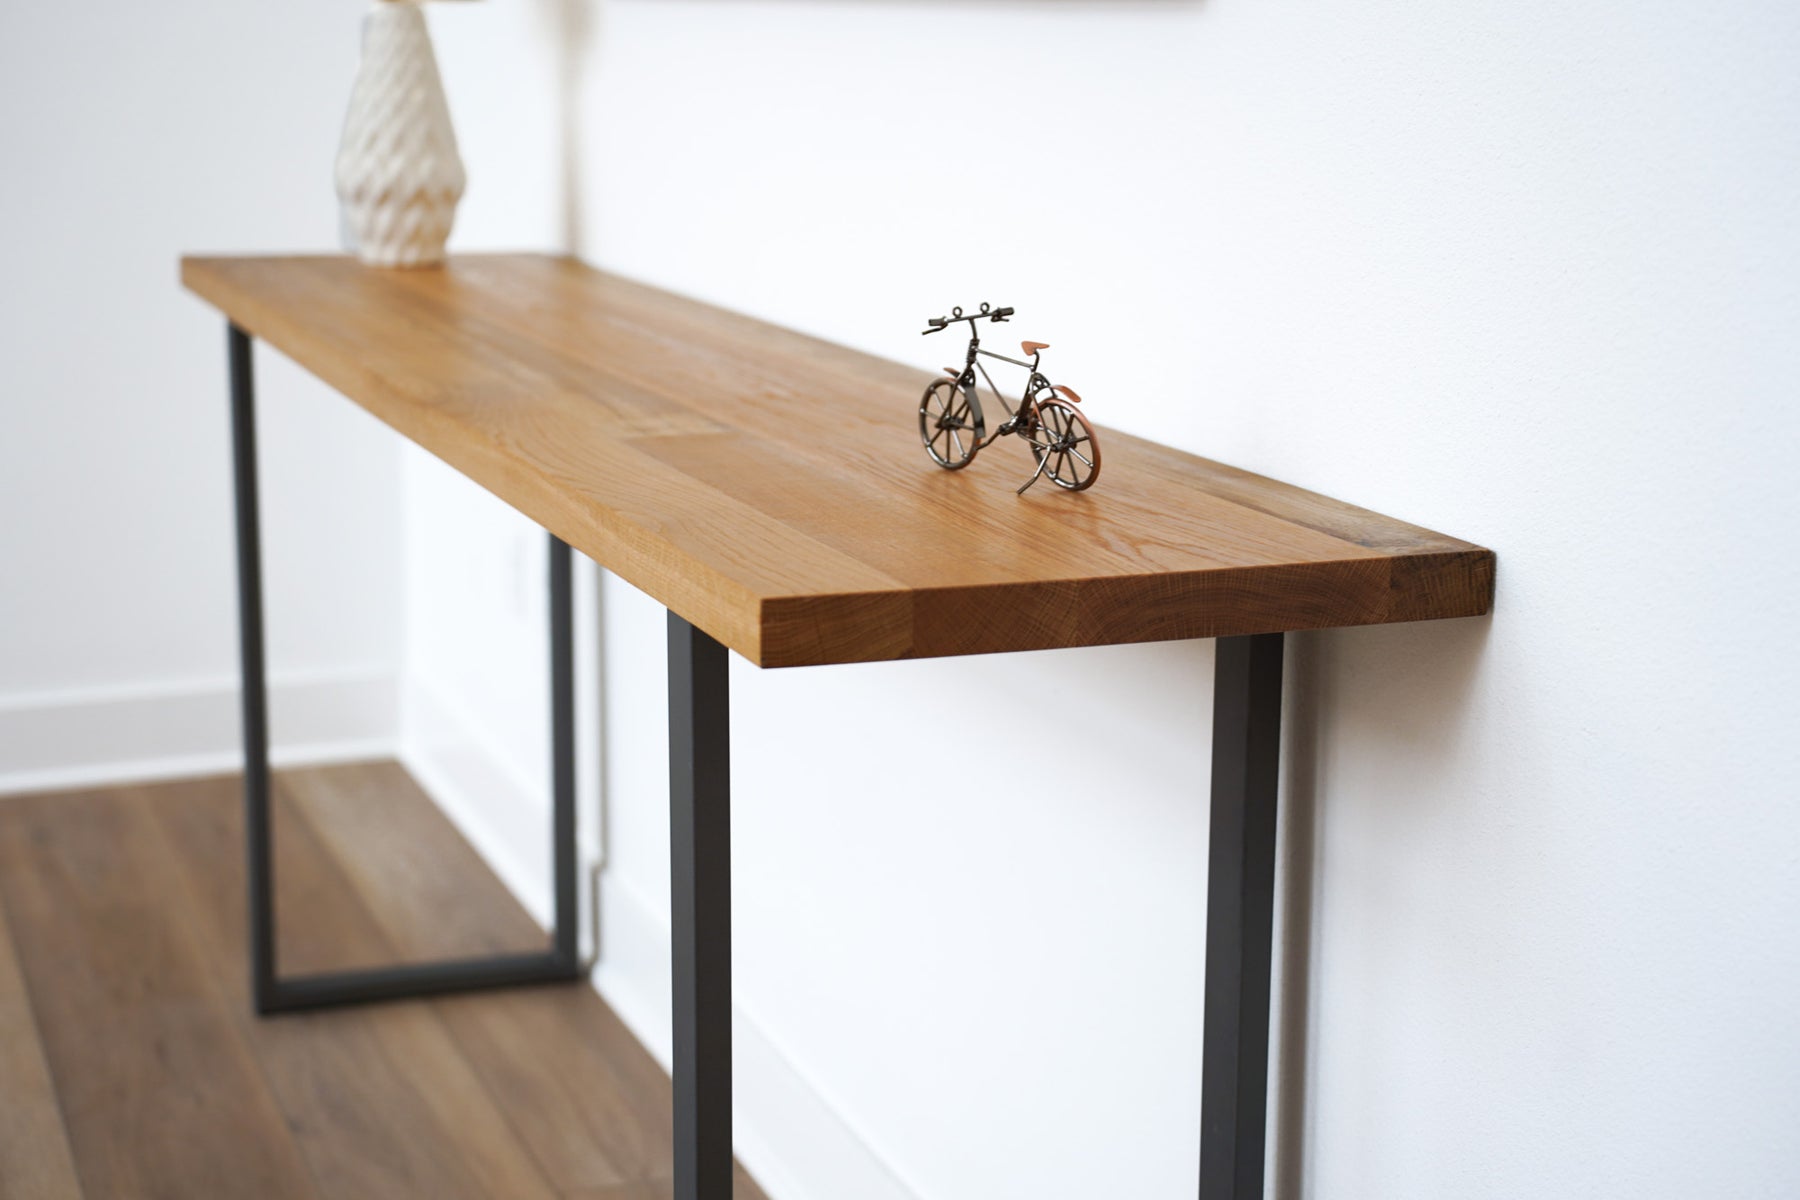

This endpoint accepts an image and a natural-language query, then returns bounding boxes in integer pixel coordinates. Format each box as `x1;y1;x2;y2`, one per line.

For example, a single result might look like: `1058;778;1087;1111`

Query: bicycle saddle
1022;341;1050;356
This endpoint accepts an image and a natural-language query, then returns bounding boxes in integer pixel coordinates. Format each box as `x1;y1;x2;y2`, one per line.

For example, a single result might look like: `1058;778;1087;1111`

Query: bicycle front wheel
919;378;984;470
1027;399;1101;491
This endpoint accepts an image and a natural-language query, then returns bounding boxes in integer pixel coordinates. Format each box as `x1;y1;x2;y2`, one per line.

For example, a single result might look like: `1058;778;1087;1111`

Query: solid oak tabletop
181;254;1494;668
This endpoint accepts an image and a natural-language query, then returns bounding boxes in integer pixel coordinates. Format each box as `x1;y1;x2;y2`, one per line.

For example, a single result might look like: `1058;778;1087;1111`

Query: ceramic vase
336;0;466;268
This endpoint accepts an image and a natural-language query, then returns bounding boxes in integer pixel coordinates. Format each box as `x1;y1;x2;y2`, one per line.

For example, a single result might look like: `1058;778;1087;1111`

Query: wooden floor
0;762;767;1200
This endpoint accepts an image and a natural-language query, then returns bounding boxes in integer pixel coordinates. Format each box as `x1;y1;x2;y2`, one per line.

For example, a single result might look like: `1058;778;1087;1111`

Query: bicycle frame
949;327;1053;449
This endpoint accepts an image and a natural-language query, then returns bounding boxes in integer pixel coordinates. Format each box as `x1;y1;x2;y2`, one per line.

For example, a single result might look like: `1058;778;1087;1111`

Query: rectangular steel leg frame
660;617;1285;1200
228;323;582;1015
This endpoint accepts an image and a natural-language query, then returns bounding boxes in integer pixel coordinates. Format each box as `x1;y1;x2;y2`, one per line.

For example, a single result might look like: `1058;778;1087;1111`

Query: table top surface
182;254;1494;667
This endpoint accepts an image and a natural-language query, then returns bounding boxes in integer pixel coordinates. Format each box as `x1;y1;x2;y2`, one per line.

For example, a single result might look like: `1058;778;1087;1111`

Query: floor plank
148;771;562;1200
0;764;770;1200
0;892;82;1200
564;1167;766;1200
0;787;317;1200
283;763;751;1196
432;981;683;1192
280;762;546;959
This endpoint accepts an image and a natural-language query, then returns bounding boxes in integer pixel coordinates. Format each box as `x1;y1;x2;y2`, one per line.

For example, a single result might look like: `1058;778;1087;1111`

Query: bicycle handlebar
921;303;1014;335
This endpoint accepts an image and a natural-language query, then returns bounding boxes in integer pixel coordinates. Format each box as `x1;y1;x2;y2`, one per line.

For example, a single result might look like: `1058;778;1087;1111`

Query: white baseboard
0;669;397;798
594;874;922;1200
398;676;919;1200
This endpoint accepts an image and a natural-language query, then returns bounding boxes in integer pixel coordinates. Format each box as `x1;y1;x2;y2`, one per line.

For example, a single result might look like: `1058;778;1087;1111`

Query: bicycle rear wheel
1026;399;1101;491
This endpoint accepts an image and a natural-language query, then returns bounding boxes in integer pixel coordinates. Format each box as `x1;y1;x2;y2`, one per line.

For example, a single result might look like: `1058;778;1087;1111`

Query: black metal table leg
668;612;733;1200
227;323;582;1015
1199;633;1285;1199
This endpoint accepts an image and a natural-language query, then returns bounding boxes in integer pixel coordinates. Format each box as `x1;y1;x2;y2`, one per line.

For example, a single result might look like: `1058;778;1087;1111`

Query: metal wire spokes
1030;400;1100;491
919;379;980;469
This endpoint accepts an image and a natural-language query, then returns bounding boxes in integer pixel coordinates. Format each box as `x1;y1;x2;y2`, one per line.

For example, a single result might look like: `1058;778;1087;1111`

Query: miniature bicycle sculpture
918;303;1101;494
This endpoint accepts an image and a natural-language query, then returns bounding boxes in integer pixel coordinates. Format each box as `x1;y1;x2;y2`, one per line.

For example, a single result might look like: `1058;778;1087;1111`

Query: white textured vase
336;0;466;268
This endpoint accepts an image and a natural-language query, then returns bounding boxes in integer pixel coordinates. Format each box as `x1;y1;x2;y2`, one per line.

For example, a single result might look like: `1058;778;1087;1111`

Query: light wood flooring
0;762;767;1200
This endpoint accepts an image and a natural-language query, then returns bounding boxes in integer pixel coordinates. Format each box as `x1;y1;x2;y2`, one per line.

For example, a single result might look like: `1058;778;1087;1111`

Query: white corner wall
0;0;406;793
0;0;566;796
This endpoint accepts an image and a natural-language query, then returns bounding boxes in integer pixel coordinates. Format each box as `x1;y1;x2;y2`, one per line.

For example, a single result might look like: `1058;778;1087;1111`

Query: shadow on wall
1271;615;1492;1200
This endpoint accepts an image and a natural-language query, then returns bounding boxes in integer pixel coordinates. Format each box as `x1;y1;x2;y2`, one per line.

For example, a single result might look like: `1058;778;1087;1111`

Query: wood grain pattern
268;765;683;1192
182;254;1495;666
0;788;317;1200
0;889;82;1200
0;767;770;1200
148;773;563;1200
561;1167;766;1200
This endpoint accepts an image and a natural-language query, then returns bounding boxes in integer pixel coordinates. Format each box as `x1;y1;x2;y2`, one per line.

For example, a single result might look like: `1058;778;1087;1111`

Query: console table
182;254;1494;1200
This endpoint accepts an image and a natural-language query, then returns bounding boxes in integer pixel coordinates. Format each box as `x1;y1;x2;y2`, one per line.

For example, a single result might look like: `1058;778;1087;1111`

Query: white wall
535;3;1794;1199
0;0;566;796
0;0;407;791
8;1;1795;1198
388;0;579;895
